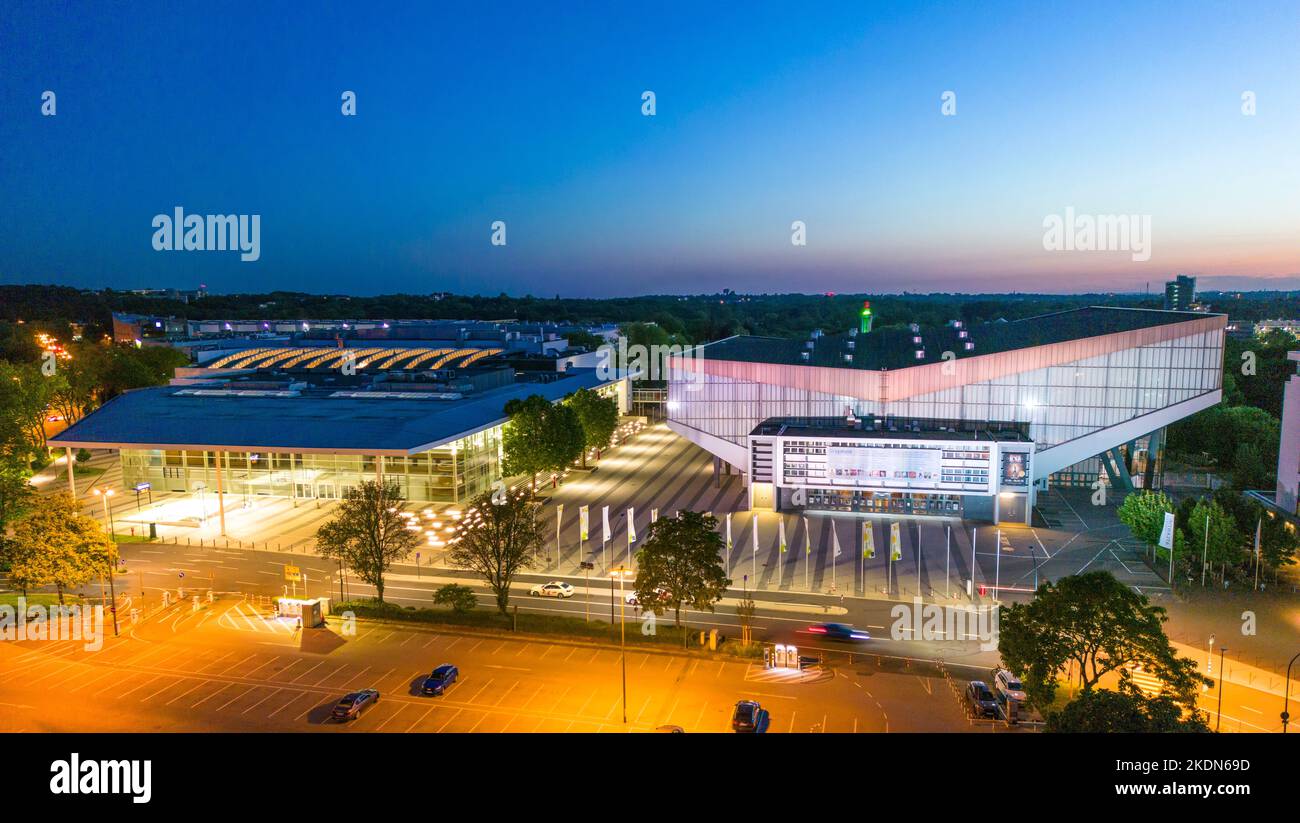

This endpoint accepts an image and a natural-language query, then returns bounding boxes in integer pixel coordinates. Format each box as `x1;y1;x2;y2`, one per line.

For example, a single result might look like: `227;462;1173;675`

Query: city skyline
2;0;1299;296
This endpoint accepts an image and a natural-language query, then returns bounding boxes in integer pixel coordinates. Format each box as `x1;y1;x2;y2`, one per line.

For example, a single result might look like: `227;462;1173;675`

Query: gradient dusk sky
1;0;1298;297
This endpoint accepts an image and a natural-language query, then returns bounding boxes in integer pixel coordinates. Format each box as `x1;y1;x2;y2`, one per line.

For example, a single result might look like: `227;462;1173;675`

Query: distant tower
859;301;874;334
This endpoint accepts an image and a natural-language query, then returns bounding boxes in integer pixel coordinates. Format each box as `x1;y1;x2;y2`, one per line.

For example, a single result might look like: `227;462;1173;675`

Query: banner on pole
627;507;636;544
779;519;787;554
863;525;875;559
602;506;611;543
803;516;811;555
579;505;589;541
1158;512;1175;550
889;522;902;561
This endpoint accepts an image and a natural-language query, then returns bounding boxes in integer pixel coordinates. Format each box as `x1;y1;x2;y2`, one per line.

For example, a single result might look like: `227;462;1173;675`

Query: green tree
1045;689;1210;733
566;387;618;468
502;395;584;491
0;360;55;457
632;511;731;628
1117;489;1175;546
446;489;545;615
1184;499;1245;580
998;571;1210;710
432;583;478;613
0;456;36;538
314;481;418;604
9;491;116;603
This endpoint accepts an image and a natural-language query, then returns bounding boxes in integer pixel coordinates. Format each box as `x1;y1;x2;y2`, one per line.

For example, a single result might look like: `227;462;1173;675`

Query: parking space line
244;655;280;678
290;661;324;683
214;686;255;712
434;708;462;732
118;674;165;700
165;681;206;706
404;705;436;732
191;683;232;708
242;688;282;715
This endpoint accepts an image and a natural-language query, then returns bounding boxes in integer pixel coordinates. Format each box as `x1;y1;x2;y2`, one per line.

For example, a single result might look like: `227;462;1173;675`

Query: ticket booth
276;596;330;628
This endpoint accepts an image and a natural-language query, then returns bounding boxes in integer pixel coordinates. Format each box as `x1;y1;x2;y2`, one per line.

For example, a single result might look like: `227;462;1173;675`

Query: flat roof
51;369;616;456
699;306;1218;370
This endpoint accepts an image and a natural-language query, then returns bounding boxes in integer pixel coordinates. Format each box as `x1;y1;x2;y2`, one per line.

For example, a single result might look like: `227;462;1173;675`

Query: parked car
331;689;379;721
422;664;459;696
654;725;685;733
732;700;768;733
964;681;999;718
807;622;869;641
530;581;575;598
993;669;1027;703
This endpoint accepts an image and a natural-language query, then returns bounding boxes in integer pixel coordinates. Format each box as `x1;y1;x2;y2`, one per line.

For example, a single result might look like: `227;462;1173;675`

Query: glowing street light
608;561;634;722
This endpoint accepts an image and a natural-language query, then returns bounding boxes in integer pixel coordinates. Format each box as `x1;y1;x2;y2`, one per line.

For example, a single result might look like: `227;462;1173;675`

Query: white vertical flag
779;518;788;554
627;507;636;544
752;514;759;555
602;505;610;543
1255;517;1262;561
556;504;563;549
726;513;733;552
650;508;659;523
889;522;902;560
579;505;589;541
803;516;811;556
832;525;842;558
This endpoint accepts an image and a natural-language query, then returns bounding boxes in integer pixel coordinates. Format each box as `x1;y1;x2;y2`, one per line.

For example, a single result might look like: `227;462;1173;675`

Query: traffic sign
284;565;302;583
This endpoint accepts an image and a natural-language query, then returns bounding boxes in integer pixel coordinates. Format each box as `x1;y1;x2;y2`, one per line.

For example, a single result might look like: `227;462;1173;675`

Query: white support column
214;450;227;536
65;447;75;497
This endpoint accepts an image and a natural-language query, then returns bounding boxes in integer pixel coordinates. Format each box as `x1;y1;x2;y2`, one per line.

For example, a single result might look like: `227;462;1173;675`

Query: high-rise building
1277;352;1300;515
1164;274;1196;311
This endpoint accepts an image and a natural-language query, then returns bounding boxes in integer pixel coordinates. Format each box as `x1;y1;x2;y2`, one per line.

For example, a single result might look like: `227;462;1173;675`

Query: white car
993;669;1027;703
530;581;575;598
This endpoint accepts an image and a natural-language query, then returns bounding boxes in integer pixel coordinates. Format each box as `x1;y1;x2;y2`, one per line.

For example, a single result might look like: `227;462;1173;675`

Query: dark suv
964;681;999;718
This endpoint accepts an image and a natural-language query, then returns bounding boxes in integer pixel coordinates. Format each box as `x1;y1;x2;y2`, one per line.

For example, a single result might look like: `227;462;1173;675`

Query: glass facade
669;328;1223;454
120;425;503;505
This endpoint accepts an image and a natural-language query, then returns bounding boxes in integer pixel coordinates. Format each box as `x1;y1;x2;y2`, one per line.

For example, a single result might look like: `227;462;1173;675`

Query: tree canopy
446;489;546;615
314;481;418;604
632;511;731;627
502;395;584;490
7;491;116;603
998;571;1210;710
1045;688;1210;733
566;387;619;468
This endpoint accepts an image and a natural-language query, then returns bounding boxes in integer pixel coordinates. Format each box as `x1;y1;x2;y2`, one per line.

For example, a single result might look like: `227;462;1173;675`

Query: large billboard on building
826;444;942;486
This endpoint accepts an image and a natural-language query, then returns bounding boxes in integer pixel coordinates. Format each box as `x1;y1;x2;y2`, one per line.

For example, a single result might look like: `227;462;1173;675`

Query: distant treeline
1;284;1297;345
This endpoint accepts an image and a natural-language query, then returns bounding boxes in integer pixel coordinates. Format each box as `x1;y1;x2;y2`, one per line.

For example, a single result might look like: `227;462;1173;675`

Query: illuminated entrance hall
120;426;502;505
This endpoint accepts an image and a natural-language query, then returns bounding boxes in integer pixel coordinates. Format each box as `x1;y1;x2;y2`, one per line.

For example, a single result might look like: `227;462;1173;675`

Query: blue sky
1;0;1298;296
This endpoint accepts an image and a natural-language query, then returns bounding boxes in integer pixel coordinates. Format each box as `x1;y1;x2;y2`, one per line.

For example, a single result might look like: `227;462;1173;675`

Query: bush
76;448;91;463
432;583;477;613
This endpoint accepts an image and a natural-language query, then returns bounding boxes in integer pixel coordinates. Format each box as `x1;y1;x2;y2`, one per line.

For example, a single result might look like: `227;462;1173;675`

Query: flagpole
945;525;951;598
1255;517;1262;591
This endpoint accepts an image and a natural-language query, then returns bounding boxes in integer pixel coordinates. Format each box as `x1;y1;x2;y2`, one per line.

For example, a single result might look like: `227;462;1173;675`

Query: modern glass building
53;368;627;528
667;307;1225;524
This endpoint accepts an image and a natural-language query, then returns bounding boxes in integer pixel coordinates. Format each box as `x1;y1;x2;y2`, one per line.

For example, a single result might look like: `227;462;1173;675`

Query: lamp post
1282;651;1300;733
1216;646;1228;733
93;488;116;538
610;565;631;724
92;488;119;637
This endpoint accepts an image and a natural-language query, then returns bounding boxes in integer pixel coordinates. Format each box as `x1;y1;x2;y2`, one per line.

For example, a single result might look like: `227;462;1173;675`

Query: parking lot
0;597;973;733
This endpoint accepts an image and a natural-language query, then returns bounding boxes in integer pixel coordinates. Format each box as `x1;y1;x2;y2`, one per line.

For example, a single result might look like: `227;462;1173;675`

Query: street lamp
91;488;119;637
1216;646;1228;733
610;565;632;725
1282;651;1300;733
92;488;116;538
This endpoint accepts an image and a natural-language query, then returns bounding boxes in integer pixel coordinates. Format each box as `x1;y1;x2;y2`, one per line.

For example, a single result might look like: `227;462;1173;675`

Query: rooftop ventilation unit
949;320;963;329
843;353;853;363
912;335;922;344
811;329;823;339
174;389;301;398
958;329;969;339
964;341;975;351
914;350;925;360
328;391;463;400
800;351;810;362
909;323;920;333
805;340;815;349
847;340;855;350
